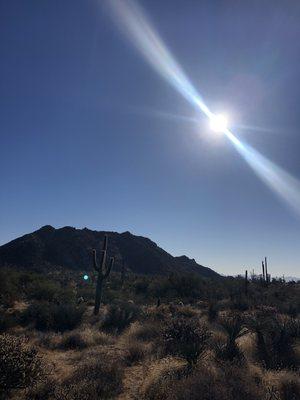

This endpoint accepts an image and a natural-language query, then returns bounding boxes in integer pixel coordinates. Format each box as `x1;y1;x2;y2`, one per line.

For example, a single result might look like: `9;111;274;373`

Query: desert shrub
229;295;250;311
278;376;300;400
37;332;62;349
284;303;299;318
247;313;299;370
216;313;247;362
163;318;211;365
0;311;16;333
142;359;189;400
55;286;77;305
59;354;123;399
124;338;148;365
127;321;161;342
60;328;112;350
27;279;61;302
76;284;95;302
143;305;172;323
26;354;123;400
134;277;150;295
287;317;300;338
21;302;84;332
0;334;44;397
173;305;199;318
207;301;219;321
102;300;141;333
60;331;88;350
0;268;20;307
25;378;57;400
142;362;266;400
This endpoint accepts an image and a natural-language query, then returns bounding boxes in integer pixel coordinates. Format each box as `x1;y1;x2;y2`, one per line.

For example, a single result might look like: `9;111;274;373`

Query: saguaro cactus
264;257;268;285
93;235;114;315
245;270;248;295
262;261;265;284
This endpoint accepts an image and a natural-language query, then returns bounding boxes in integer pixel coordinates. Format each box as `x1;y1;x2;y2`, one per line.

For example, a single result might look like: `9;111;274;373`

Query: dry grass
123;321;161;342
140;356;186;399
2;300;299;400
123;339;150;365
237;331;257;361
263;369;300;400
35;326;114;350
60;327;114;349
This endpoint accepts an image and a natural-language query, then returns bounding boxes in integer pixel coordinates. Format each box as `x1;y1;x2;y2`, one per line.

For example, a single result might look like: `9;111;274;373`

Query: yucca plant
246;312;299;370
216;312;247;362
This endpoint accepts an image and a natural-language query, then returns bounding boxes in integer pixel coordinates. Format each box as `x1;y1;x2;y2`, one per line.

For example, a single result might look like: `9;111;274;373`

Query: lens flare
104;0;300;217
210;114;228;133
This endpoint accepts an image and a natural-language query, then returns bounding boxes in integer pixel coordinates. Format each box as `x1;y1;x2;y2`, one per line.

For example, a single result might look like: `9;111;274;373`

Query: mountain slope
0;225;219;278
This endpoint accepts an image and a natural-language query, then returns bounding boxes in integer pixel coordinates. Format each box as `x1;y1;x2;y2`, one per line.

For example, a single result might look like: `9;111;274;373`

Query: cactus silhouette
245;270;248;296
93;235;114;315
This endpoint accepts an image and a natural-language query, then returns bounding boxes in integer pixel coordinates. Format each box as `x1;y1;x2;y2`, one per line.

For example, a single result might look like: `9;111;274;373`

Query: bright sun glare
209;114;228;133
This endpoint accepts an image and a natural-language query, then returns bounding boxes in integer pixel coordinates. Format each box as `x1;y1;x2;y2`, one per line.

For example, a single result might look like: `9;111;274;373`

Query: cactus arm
104;257;114;278
93;249;99;271
103;235;108;251
99;250;107;275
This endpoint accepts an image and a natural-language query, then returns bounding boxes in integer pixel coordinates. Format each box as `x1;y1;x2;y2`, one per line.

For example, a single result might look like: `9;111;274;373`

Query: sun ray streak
224;129;300;216
105;0;211;117
105;0;300;216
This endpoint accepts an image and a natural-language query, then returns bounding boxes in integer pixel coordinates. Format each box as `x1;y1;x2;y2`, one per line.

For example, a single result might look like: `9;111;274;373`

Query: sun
209;113;228;133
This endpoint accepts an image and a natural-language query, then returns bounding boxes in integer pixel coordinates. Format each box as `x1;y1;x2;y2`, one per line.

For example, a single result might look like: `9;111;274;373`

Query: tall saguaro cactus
264;257;268;285
262;261;265;284
93;235;114;315
245;270;248;295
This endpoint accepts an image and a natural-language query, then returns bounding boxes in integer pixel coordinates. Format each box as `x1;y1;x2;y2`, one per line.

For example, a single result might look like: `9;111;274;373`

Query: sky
1;0;300;277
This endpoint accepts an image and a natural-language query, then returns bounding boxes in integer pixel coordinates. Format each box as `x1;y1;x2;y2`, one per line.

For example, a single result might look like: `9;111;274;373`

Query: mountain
0;225;219;278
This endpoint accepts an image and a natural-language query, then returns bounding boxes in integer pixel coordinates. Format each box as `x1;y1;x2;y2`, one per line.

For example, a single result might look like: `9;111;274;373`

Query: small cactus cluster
93;235;114;315
244;256;271;293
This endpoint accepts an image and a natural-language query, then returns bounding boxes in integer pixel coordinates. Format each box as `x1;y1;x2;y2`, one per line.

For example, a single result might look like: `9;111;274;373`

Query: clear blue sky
1;0;300;276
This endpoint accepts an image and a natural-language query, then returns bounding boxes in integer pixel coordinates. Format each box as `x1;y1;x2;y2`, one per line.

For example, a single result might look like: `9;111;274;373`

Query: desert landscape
0;227;299;399
1;0;300;398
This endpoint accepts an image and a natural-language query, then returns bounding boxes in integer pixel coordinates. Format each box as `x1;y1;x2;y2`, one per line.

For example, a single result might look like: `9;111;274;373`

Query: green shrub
27;280;61;302
22;302;84;332
0;269;20;307
102;301;141;333
0;334;44;397
163;318;211;365
247;313;299;370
